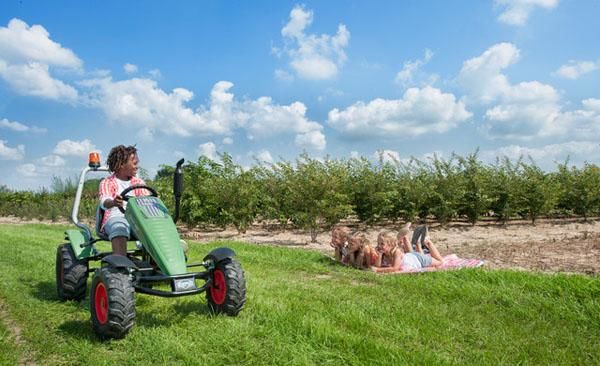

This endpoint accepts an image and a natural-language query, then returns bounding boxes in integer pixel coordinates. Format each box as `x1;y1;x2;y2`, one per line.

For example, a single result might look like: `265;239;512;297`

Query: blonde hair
331;226;351;240
397;222;411;239
378;231;396;248
349;231;370;249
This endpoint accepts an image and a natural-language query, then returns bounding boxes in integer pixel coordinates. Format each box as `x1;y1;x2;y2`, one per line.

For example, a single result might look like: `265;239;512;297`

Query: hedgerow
1;152;599;234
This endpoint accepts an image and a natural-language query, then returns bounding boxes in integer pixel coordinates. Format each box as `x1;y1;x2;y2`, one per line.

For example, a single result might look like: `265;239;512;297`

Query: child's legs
105;216;131;256
111;237;128;256
424;238;443;263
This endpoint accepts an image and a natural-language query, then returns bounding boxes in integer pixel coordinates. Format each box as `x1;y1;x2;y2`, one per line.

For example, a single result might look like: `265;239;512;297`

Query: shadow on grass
32;280;60;302
57;295;216;341
58;320;102;343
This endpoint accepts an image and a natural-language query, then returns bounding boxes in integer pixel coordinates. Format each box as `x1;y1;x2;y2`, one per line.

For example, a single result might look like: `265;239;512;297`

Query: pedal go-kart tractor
56;153;246;339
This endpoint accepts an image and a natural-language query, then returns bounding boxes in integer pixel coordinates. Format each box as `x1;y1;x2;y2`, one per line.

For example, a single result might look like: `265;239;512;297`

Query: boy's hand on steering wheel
113;194;124;207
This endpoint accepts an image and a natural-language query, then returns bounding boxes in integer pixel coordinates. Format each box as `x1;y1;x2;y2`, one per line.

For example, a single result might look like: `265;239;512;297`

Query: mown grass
0;223;599;365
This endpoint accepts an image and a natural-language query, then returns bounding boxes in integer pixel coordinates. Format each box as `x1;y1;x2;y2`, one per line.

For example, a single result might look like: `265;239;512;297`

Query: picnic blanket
326;254;484;274
391;254;485;274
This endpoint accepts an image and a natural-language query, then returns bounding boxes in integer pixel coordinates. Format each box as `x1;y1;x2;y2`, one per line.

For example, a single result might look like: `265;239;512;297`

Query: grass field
0;224;599;365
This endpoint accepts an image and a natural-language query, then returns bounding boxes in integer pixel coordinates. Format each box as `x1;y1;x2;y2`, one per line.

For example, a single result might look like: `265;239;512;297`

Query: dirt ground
179;218;600;275
2;216;599;275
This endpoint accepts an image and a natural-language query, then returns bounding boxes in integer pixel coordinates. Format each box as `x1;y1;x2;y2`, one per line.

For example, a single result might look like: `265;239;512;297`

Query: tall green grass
0;224;598;365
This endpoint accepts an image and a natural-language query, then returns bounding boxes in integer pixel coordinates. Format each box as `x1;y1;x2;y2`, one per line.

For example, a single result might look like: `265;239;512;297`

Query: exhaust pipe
173;158;184;223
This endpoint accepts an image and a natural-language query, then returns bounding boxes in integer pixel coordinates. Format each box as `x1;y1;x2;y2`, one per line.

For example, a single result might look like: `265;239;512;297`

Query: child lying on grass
330;226;351;263
371;224;445;273
346;231;380;269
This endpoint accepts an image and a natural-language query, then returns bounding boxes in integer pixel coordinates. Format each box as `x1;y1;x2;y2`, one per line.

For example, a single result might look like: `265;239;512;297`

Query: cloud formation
81;78;326;150
53;139;96;156
395;49;437;88
276;5;350;80
0;18;80;101
555;60;600;79
0;140;25;160
0;118;46;133
327;86;471;138
495;0;558;26
458;42;600;142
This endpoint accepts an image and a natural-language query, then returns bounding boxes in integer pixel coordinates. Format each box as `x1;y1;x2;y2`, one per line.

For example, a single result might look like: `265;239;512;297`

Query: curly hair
106;145;137;172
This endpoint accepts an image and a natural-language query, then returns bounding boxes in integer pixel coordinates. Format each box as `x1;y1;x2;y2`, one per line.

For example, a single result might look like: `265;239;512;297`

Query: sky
1;0;599;190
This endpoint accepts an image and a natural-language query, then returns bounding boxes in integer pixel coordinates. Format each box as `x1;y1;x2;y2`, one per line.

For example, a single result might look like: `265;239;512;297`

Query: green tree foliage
2;152;599;231
348;155;397;224
457;152;492;225
281;155;353;242
517;160;559;225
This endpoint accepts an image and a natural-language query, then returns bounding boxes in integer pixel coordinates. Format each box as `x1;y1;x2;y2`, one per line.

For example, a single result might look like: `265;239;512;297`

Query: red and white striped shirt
98;174;146;230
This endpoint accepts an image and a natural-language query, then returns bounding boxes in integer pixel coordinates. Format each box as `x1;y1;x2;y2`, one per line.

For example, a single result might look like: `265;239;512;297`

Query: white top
100;177;132;219
402;252;423;270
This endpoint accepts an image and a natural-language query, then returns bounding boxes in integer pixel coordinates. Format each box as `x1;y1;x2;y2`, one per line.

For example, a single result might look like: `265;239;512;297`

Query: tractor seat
95;204;138;241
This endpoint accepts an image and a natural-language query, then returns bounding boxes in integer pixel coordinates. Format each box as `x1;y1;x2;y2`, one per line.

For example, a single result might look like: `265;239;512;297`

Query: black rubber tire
90;267;136;339
56;244;88;301
206;259;246;316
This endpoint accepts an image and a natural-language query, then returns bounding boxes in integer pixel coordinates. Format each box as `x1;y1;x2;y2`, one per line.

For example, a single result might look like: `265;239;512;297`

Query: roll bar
71;166;110;239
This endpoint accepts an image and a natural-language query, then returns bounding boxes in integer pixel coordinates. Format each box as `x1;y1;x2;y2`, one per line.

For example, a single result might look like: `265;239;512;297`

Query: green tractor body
126;196;186;276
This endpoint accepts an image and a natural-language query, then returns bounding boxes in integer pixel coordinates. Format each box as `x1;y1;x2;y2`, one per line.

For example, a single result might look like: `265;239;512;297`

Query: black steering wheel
118;184;159;213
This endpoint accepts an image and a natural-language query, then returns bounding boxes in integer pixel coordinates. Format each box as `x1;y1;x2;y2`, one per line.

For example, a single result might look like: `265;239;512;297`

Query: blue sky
1;0;599;190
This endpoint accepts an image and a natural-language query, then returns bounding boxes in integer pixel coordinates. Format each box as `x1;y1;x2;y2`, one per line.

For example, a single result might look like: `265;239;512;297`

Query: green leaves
1;152;599;230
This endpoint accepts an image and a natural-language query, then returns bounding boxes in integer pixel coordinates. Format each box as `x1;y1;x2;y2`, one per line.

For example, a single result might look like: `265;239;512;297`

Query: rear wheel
206;259;246;316
56;244;88;301
90;267;136;339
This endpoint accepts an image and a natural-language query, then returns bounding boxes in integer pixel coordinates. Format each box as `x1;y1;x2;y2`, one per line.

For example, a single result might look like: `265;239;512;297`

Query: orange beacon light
88;152;101;169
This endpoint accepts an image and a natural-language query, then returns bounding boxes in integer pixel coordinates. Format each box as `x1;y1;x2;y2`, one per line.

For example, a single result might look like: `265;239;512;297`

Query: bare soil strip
1;216;599;274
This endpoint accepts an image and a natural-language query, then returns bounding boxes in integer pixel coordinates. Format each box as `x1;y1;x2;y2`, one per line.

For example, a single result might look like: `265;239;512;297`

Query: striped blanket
326;254;484;273
390;254;484;274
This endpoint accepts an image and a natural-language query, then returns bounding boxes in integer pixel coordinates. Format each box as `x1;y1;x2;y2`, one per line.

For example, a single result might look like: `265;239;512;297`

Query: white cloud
53;139;96;156
40;154;65;167
459;43;569;140
17;163;37;177
0;18;80;101
0;140;25;160
495;0;558;26
222;137;233;145
277;5;350;80
327;86;472;138
0;60;79;101
350;151;360;159
81;78;326;148
555;60;600;80
198;142;217;160
458;42;520;104
255;149;274;164
295;129;326;151
481;141;600;168
123;63;138;74
395;49;436;88
0;118;46;133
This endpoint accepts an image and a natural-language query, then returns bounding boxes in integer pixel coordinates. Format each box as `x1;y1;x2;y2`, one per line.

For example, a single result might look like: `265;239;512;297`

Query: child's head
330;226;350;248
107;145;138;176
396;222;411;246
348;231;369;252
377;231;397;254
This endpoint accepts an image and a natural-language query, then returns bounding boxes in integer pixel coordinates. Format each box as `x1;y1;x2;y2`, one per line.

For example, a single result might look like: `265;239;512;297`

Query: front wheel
90;267;136;339
206;259;246;316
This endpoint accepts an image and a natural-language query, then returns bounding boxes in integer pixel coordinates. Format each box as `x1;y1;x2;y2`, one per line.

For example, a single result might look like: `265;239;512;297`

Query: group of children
330;223;445;273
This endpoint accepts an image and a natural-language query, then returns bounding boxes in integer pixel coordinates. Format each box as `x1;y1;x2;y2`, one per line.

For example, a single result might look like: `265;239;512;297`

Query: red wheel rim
95;282;108;325
210;269;226;305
